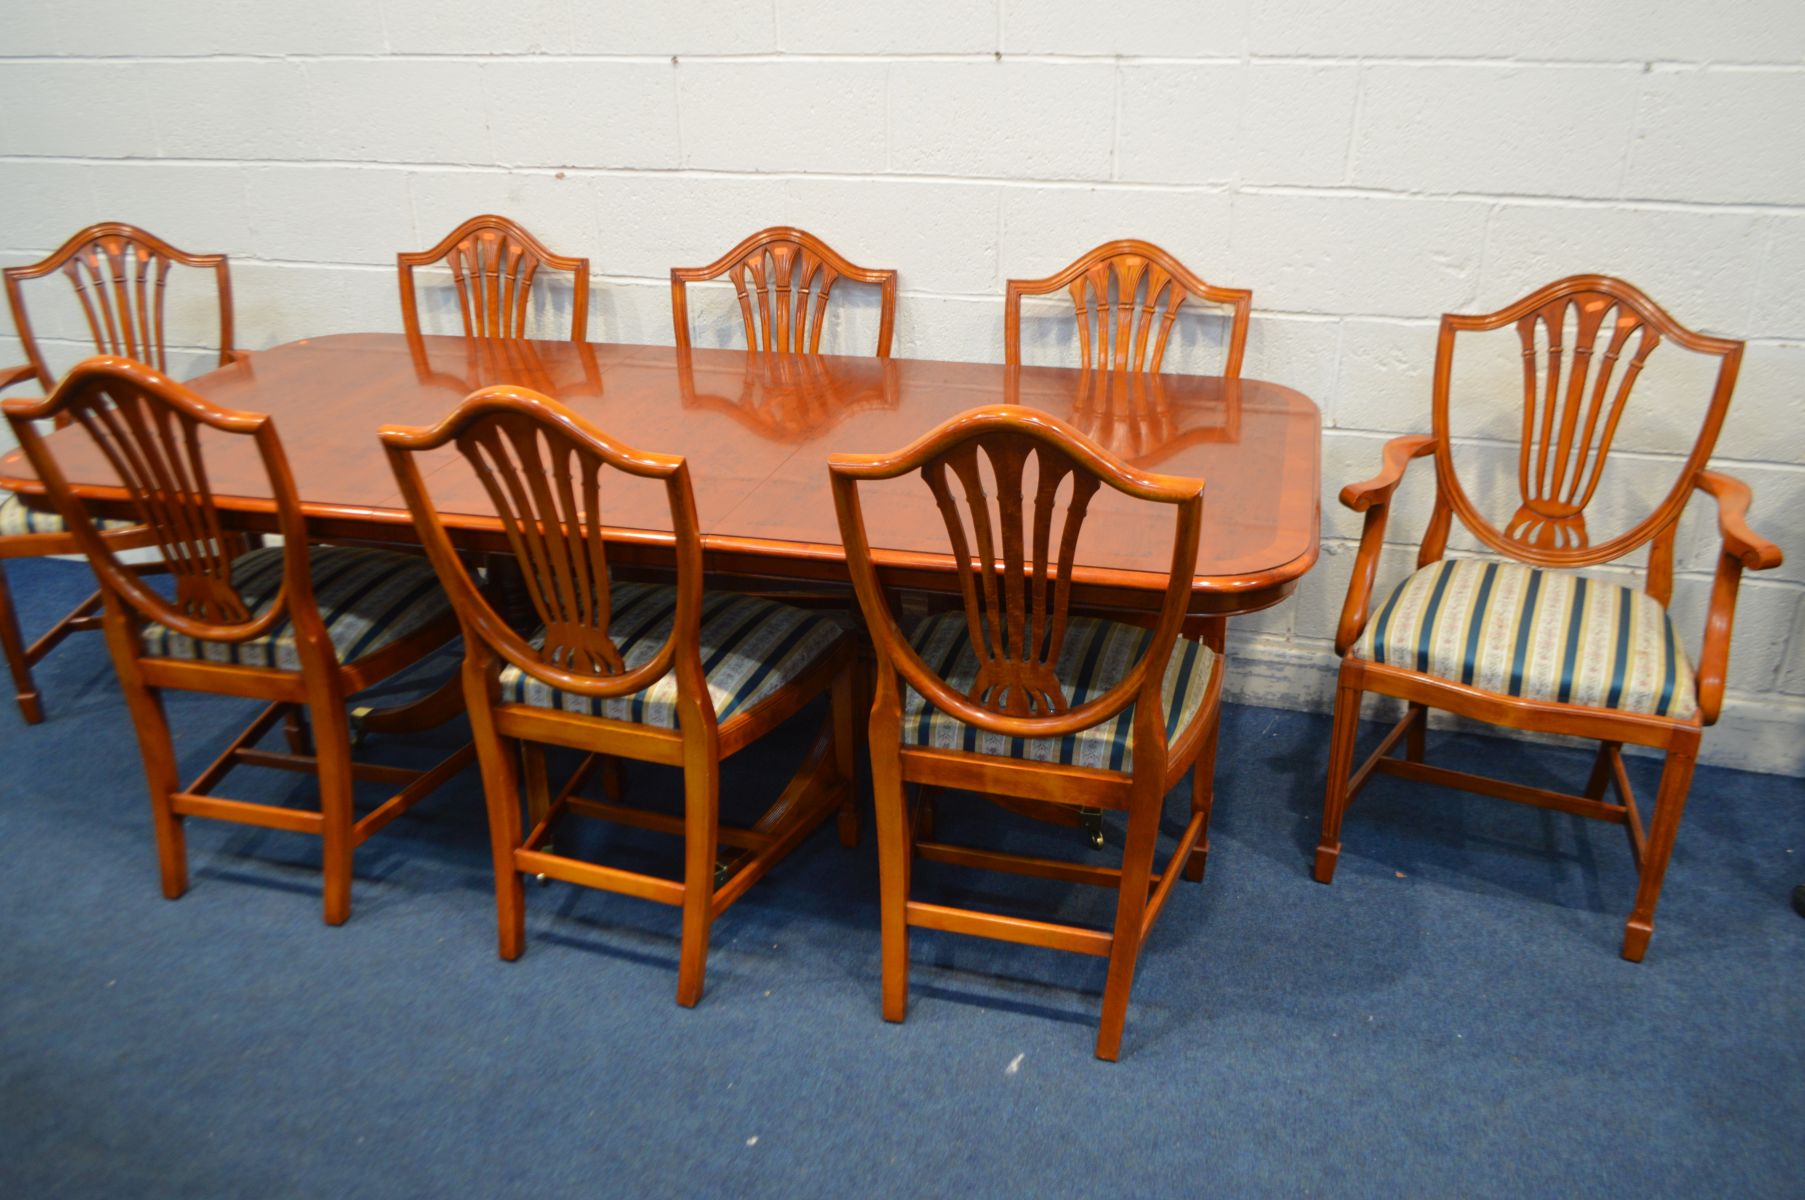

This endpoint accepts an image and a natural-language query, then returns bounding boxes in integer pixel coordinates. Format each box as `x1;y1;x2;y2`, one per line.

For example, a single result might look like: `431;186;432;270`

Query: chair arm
1695;471;1783;571
221;348;251;367
1339;434;1435;512
1691;471;1784;725
1333;435;1436;654
0;364;39;396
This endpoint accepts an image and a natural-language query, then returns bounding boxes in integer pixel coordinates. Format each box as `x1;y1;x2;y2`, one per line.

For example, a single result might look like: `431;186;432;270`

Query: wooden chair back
1;356;325;655
380;387;708;714
1004;239;1250;379
398;215;591;343
830;405;1203;764
670;227;898;357
4;223;236;398
1429;275;1744;595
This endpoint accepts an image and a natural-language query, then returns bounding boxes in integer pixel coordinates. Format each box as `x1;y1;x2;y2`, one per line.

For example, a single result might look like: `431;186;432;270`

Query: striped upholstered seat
499;581;845;729
141;544;453;669
0;489;136;537
900;612;1217;771
1353;558;1697;720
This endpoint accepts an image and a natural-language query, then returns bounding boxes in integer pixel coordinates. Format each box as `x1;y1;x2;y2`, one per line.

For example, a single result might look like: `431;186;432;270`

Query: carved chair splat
671;227;898;357
3;356;470;923
1317;275;1781;962
399;214;591;343
1005;239;1251;379
831;404;1224;1061
382;387;859;1007
0;223;239;724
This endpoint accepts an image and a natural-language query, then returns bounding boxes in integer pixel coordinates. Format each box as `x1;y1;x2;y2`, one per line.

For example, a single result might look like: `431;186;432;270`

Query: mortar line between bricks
4;155;1800;215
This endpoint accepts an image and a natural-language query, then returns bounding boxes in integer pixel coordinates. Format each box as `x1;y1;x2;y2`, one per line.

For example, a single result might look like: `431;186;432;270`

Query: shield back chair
380;387;859;1007
1004;238;1252;380
999;242;1250;847
670;226;898;357
0;222;238;724
3;357;472;925
1314;275;1782;961
830;405;1223;1061
398;214;591;343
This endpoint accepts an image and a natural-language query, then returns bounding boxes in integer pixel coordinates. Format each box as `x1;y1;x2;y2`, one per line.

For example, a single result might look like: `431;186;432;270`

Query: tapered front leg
869;733;911;1023
1095;786;1162;1062
310;690;356;927
1622;743;1698;963
1314;676;1364;884
0;564;42;725
676;758;721;1008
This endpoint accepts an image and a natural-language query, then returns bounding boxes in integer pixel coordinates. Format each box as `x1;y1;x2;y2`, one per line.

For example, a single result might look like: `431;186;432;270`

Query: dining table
0;332;1321;624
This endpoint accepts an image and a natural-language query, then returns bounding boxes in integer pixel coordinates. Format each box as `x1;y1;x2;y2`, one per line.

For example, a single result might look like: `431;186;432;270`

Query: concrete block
1229;192;1487;317
1117;64;1356;187
244;165;416;265
484;61;680;170
889;62;1115;181
1004;0;1248;56
1354;66;1640;198
679;63;887;174
1627;69;1805;206
779;1;995;54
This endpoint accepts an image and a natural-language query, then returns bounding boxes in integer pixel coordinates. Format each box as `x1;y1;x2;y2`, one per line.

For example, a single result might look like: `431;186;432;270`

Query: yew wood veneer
0;333;1321;617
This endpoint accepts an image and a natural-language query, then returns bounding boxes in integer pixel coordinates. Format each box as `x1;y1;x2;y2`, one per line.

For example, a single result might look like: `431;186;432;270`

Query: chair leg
870;738;911;1023
116;670;187;899
466;697;526;962
1584;741;1618;800
282;704;311;755
1314;677;1364;884
1095;786;1163;1062
1621;743;1698;963
0;563;43;725
831;663;860;848
1183;704;1222;883
310;689;357;927
676;758;721;1008
1405;702;1427;762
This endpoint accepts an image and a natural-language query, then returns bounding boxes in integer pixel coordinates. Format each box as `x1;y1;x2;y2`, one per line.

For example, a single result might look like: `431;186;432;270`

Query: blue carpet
1;556;1801;1198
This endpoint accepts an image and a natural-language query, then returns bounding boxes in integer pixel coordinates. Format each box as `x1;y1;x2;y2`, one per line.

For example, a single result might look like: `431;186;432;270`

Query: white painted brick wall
0;0;1800;772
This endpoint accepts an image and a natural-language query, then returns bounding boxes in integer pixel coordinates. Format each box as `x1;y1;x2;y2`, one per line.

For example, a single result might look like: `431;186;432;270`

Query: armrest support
1334;435;1437;655
1691;471;1784;725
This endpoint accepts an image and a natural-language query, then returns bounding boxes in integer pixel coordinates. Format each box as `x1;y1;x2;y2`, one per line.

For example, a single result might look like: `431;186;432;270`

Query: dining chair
829;405;1223;1061
1004;238;1252;380
3;356;472;924
0;222;239;724
1314;275;1783;961
398;214;590;342
380;386;859;1006
670;226;898;357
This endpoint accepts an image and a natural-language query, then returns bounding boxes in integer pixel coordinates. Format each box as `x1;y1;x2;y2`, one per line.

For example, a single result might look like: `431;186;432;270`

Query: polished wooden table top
0;334;1321;613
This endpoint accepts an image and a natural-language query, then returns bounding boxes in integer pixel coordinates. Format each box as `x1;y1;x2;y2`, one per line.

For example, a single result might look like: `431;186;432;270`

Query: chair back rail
4;223;235;400
380;387;708;710
831;404;1202;752
1429;274;1744;586
1004;239;1251;379
1;356;322;649
671;227;898;358
398;215;590;343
